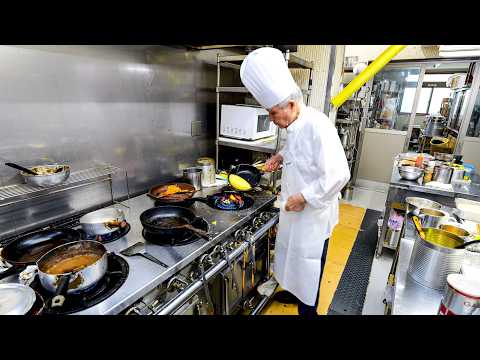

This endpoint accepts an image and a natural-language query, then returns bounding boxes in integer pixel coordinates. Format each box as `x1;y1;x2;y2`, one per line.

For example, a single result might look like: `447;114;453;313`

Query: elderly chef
240;47;350;315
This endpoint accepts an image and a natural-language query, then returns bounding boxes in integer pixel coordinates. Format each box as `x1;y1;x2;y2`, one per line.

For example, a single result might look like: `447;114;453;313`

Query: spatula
120;242;169;268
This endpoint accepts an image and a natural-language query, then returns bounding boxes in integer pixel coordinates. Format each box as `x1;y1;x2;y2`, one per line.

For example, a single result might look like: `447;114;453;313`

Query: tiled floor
343;179;394;315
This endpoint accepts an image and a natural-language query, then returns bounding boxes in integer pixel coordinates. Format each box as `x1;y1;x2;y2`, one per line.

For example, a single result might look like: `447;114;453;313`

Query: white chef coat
274;104;351;306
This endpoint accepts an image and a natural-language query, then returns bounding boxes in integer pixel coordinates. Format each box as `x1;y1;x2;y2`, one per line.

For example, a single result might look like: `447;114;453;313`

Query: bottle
415;154;424;169
423;160;435;184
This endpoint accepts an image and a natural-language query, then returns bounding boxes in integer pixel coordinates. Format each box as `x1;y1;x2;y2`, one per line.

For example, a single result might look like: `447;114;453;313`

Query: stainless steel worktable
0;185;277;315
377;162;480;257
391;237;443;315
390;166;480;200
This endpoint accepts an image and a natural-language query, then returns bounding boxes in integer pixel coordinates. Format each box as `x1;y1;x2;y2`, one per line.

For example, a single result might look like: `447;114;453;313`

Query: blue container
463;163;475;180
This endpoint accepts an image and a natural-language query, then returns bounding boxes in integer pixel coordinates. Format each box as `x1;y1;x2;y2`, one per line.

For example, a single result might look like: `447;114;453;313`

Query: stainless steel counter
0;185;277;315
392;237;443;315
390;164;480;200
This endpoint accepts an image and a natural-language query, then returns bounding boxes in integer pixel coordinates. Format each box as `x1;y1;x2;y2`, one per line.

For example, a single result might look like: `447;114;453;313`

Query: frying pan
140;206;209;240
147;182;197;207
228;164;262;189
0;228;81;281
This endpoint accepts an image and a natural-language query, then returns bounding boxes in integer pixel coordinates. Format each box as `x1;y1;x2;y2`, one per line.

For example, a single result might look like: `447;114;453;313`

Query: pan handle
51;273;72;308
183;224;210;240
187;197;209;204
0;265;24;281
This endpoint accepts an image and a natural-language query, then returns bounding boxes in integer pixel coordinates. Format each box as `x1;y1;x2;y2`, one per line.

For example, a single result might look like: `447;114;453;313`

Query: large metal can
407;228;465;290
438;274;480;315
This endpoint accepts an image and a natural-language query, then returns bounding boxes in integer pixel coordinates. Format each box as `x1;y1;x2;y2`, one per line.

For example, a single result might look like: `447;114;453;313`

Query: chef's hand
264;153;283;172
285;193;306;212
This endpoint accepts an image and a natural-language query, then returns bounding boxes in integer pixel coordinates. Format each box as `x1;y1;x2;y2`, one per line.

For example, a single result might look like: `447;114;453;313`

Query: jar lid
447;273;480;299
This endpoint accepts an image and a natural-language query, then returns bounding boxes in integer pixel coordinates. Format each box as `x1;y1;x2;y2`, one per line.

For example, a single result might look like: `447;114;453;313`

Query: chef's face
268;101;297;128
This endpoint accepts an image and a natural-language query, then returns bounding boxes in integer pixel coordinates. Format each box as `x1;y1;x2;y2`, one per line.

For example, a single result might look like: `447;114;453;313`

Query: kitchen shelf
217;136;278;154
218;54;314;70
0;165;122;208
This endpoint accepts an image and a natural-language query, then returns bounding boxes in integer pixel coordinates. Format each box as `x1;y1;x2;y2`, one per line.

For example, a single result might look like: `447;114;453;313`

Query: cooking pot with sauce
36;240;108;308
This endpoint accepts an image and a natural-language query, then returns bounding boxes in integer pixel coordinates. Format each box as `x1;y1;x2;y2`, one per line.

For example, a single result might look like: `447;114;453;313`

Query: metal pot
21;164;70;187
417;208;451;228
440;224;471;239
434;152;454;162
451;167;465;182
438;274;480;315
79;207;126;236
424;115;446;137
405;197;442;216
37;240;108;308
408;227;466;290
183;167;203;191
433;165;453;184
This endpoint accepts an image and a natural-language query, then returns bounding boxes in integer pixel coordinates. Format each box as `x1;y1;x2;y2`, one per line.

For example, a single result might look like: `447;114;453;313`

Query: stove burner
142;218;209;246
78;223;131;244
213;192;254;211
31;253;129;315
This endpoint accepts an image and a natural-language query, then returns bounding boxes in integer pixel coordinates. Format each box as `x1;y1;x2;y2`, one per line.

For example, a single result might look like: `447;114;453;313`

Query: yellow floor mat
261;203;366;315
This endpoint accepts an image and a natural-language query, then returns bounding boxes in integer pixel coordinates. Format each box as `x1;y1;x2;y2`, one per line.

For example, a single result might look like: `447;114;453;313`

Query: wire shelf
0;165;121;208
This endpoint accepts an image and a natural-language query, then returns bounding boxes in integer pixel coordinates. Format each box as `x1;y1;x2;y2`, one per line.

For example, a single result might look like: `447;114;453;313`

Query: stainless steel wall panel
0;45;235;240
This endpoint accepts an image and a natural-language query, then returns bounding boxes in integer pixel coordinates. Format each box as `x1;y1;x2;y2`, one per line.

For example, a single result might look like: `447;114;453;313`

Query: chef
240;47;350;315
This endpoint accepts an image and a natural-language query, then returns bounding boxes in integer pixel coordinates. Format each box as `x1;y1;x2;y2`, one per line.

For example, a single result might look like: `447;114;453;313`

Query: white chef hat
240;47;300;109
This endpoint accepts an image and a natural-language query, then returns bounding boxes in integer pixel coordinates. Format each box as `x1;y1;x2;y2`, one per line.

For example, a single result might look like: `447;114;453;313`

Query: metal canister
183;167;203;191
432;164;453;184
451;167;465;182
197;158;216;187
407;228;466;290
438;274;480;315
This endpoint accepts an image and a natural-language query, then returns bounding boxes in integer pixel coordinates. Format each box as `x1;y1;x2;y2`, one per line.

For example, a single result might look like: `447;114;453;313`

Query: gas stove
0;185;278;315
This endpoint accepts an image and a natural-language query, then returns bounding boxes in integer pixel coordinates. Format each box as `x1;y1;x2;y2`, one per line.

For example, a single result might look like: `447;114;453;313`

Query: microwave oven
220;105;277;141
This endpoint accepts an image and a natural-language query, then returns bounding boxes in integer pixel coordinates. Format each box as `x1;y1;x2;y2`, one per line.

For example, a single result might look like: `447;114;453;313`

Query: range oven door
210;233;270;315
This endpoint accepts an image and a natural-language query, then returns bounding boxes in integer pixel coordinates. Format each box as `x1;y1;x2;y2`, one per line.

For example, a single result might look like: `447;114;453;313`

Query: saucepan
79;208;127;236
36;240;108;308
416;208;454;229
405;197;442;216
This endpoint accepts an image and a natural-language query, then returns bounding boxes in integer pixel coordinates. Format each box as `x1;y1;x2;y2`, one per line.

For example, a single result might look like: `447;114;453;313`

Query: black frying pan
0;228;80;281
140;206;209;240
228;164;262;188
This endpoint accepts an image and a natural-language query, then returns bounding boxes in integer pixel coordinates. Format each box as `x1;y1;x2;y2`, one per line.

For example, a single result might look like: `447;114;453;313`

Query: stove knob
260;212;272;221
234;229;244;241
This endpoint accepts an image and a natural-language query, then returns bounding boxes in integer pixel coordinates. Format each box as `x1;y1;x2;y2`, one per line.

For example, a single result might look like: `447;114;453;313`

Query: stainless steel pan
36;240;108;308
20;164;70;187
405;197;442;216
79;208;126;236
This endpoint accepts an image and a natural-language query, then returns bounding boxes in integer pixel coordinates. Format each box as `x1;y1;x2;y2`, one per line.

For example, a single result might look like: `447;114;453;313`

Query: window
429;88;451;115
400;74;457;115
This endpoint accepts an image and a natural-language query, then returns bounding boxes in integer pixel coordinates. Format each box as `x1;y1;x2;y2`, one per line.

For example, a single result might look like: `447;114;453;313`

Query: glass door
366;66;421;131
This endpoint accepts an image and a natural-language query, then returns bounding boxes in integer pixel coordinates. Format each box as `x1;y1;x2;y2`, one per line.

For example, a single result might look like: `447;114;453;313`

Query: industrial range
0;45;479;316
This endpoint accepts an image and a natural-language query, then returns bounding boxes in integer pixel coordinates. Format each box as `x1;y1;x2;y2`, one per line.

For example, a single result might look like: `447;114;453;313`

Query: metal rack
0;165;124;208
215;49;314;173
